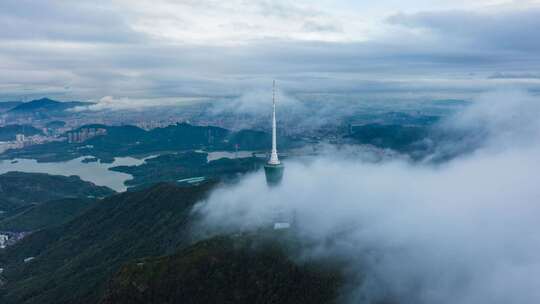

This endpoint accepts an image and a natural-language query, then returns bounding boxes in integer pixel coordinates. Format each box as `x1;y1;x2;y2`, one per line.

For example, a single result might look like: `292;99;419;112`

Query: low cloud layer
71;95;205;112
195;90;540;303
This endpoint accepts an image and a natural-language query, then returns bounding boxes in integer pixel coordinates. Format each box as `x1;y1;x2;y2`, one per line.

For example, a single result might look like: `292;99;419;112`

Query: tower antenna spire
269;80;280;165
273;79;275;105
264;80;285;186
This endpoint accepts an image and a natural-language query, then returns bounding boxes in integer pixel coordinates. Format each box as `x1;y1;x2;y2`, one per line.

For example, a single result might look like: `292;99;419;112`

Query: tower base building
264;163;284;186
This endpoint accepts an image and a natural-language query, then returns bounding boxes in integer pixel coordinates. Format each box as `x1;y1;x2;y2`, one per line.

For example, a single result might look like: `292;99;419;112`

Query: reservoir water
202;151;257;162
0;151;259;192
0;156;145;192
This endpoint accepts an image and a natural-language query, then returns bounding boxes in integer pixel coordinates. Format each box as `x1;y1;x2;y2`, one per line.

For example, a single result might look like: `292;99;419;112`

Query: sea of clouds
195;89;540;304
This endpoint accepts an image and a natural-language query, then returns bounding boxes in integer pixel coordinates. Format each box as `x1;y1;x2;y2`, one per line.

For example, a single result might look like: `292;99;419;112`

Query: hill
0;102;22;113
100;235;343;304
85;123;295;154
45;121;66;129
9;98;91;113
0;125;42;141
110;151;264;188
0;198;98;232
0;182;346;304
0;183;215;304
0;172;115;217
1;123;299;163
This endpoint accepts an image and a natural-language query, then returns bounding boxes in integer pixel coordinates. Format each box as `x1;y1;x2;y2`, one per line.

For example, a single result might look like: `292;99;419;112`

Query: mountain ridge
100;235;344;304
0;172;115;217
0;182;215;304
8;98;93;113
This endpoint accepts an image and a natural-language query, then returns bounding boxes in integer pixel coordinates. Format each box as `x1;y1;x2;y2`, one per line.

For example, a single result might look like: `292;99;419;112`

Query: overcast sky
1;0;540;102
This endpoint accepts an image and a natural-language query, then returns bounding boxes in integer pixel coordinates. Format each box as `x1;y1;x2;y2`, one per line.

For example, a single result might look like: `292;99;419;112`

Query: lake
0;156;146;192
201;151;257;162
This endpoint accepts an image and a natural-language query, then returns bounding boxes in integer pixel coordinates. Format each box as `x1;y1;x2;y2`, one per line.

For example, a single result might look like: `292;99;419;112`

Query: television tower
264;80;284;186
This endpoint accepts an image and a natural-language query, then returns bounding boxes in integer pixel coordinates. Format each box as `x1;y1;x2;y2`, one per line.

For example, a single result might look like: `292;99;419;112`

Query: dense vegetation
0;198;98;232
1;123;298;163
0;182;347;304
101;235;343;304
85;123;296;153
110;151;264;188
0;172;114;217
0;183;214;304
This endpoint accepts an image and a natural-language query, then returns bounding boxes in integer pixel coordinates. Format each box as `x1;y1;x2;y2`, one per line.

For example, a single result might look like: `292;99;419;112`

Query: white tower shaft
269;80;280;165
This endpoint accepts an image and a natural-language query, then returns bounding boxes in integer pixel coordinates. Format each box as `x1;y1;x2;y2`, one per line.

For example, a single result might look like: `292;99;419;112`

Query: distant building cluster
135;120;175;130
25;134;63;145
0;140;23;153
0;234;8;249
67;127;107;143
0;133;65;153
0;232;28;249
2;116;34;126
41;127;69;137
1;134;36;152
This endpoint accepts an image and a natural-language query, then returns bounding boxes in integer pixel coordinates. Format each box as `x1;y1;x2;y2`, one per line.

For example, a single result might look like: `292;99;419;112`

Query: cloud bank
195;90;540;303
2;1;540;101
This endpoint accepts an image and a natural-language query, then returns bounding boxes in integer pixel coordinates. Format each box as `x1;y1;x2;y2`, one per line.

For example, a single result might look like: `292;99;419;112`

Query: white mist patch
210;89;302;115
71;95;206;112
196;90;540;304
453;90;540;144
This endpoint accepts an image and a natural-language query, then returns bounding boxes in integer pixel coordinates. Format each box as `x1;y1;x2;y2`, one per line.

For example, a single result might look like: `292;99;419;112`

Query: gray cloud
387;8;540;52
252;0;322;19
302;20;343;33
488;72;540;79
1;2;540;101
0;1;144;43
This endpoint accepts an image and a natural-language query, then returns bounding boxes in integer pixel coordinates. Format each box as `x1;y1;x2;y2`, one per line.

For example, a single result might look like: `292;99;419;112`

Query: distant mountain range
7;98;93;115
0;102;23;113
